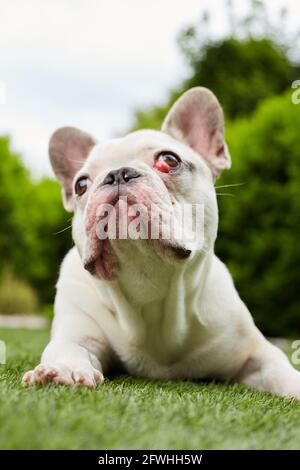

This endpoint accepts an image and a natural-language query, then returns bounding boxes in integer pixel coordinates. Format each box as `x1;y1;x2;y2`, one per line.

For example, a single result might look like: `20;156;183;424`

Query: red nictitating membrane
154;159;170;173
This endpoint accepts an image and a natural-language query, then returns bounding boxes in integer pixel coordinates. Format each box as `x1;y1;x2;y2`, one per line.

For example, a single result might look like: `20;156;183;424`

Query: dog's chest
99;256;242;379
109;301;214;379
115;321;248;380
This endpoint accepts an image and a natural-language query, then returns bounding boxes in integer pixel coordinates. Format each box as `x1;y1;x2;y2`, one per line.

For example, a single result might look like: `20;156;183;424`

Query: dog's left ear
162;87;231;180
49;127;96;211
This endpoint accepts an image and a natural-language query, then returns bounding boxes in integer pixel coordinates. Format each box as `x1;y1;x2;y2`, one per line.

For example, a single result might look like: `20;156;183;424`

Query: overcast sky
0;0;298;178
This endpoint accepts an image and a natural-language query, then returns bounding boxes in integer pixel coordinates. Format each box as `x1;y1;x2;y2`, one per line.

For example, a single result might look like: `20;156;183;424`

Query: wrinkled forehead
83;129;206;175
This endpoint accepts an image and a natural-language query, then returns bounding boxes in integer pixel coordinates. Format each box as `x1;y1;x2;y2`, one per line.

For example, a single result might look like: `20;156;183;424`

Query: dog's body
23;88;300;398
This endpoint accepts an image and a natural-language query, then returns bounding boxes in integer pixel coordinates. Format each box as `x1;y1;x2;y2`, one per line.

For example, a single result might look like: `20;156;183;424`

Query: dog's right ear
49;127;96;211
162;87;231;180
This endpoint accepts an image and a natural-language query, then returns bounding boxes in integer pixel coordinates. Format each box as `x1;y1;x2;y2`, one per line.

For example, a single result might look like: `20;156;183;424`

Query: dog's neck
110;240;209;303
100;240;213;352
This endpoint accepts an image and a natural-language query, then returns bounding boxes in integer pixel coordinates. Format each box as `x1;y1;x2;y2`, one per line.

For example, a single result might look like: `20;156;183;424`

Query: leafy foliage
0;272;39;314
0;137;71;307
180;37;299;119
217;93;300;336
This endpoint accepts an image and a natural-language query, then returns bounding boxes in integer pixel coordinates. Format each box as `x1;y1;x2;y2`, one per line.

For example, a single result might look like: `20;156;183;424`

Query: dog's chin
83;239;192;281
83;238;192;282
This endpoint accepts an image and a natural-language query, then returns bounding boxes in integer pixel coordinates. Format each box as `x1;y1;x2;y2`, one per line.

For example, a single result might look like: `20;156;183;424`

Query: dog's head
49;87;230;282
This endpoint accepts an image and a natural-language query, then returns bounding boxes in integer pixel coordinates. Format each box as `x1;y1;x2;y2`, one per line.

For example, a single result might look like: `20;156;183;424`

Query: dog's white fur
22;88;300;398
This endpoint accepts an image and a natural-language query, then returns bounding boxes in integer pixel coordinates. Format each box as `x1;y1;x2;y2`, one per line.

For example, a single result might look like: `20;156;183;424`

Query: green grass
0;327;300;450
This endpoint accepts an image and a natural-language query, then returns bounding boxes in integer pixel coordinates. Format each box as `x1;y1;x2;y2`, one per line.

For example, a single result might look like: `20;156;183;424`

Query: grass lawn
0;327;300;450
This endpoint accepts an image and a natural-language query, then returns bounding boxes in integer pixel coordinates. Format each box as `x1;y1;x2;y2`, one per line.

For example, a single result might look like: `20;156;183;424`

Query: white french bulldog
22;87;300;399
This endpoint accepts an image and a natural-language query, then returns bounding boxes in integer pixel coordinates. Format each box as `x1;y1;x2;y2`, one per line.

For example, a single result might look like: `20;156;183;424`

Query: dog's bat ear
162;87;231;180
49;127;96;211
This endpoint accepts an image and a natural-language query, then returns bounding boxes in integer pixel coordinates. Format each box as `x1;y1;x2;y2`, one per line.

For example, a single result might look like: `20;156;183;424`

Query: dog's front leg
236;336;300;400
22;306;111;389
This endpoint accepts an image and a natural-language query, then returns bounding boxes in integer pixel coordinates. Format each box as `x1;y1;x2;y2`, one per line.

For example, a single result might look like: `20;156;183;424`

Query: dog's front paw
22;363;104;389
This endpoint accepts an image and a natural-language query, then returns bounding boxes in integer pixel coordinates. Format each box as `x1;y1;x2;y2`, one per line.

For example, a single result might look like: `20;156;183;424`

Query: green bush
0;272;39;314
0;136;72;305
216;92;300;337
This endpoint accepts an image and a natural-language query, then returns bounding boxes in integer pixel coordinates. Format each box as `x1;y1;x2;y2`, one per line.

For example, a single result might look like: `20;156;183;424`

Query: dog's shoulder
56;246;96;290
58;246;82;278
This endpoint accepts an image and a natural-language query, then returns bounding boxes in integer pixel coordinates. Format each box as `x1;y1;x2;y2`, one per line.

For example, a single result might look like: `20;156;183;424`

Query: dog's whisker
216;192;235;197
54;225;72;235
214;182;247;189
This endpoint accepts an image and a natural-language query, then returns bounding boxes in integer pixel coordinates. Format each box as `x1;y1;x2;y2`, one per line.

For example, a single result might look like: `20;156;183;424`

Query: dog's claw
72;369;104;388
21;363;103;388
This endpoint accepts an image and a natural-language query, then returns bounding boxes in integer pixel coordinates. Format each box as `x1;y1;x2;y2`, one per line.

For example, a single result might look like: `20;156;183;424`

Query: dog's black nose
101;167;141;186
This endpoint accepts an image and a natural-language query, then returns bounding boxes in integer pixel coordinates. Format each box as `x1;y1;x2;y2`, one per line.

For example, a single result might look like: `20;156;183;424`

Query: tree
0;136;71;306
217;92;300;336
130;0;300;129
0;137;31;274
179;37;298;119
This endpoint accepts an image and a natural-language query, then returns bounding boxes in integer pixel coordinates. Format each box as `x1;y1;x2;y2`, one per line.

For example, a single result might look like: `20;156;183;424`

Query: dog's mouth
83;239;192;282
82;185;193;280
84;240;191;281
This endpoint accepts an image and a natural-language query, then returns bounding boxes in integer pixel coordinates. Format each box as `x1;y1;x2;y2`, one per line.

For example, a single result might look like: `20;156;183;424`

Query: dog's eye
154;152;181;173
74;176;90;196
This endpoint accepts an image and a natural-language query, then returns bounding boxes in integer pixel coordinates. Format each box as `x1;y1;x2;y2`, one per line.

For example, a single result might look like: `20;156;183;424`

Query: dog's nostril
101;167;141;186
122;168;141;182
102;172;116;186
